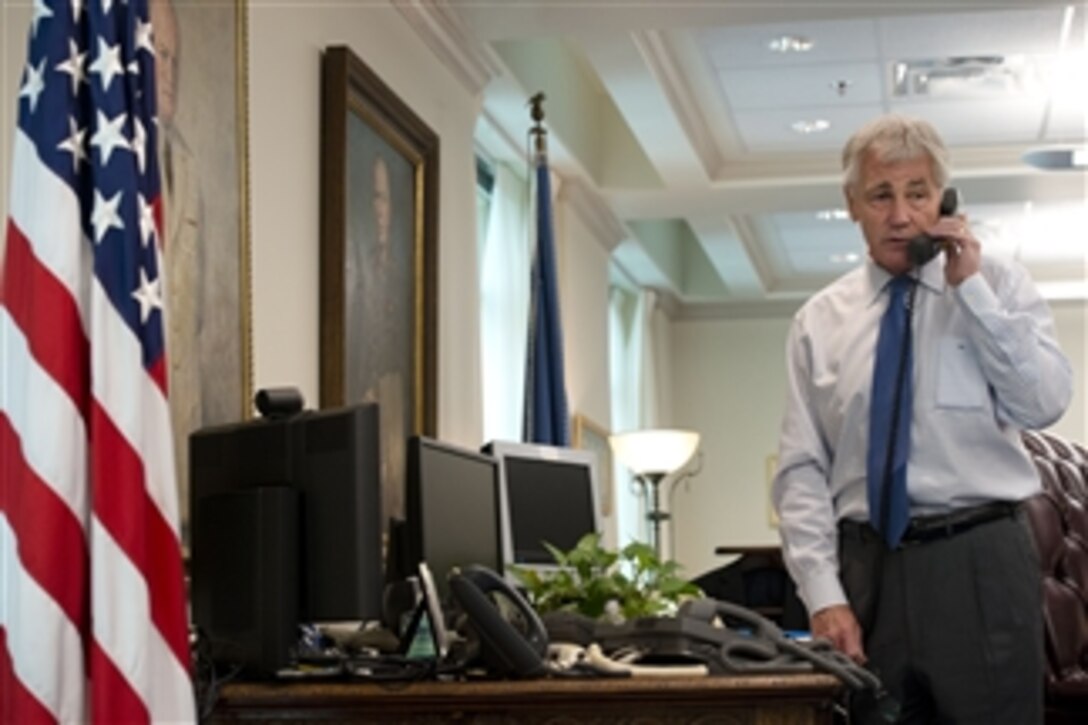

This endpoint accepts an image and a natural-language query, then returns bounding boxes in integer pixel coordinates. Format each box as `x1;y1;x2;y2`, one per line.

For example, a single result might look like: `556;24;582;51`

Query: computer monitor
404;436;503;603
189;404;384;671
482;440;601;574
292;405;383;623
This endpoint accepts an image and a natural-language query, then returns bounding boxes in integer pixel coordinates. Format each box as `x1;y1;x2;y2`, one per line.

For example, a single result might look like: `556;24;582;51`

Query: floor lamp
610;429;700;561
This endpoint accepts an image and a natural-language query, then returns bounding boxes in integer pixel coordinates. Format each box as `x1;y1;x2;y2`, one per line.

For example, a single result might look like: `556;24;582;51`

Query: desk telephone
448;565;549;678
908;187;960;266
446;564;895;719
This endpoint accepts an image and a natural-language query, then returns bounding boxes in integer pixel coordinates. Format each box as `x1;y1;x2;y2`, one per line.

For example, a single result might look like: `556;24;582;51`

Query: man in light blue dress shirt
772;114;1072;724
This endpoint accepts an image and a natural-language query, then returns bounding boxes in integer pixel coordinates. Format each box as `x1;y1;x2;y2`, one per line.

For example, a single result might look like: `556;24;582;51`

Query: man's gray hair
842;115;950;192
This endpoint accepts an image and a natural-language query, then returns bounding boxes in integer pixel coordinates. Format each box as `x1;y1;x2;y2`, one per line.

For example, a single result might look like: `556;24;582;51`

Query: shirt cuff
799;565;849;615
954;271;999;317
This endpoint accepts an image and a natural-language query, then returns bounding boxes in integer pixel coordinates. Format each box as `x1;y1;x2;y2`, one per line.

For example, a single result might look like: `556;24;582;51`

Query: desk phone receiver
907;187;960;267
678;598;900;722
448;565;548;678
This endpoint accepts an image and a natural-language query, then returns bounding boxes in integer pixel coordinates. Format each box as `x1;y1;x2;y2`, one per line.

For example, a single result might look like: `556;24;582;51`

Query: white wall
669;300;1088;580
247;2;486;445
669;316;792;579
554;183;616;544
248;3;617;459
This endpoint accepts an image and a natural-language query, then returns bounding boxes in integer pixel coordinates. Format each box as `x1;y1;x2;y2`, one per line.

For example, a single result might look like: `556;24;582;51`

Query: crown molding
557;177;629;253
630;29;725;181
393;0;504;96
674;297;805;321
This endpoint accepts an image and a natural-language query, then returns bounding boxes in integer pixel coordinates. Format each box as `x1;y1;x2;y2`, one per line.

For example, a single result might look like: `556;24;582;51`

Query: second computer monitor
405;436;504;602
483;441;601;572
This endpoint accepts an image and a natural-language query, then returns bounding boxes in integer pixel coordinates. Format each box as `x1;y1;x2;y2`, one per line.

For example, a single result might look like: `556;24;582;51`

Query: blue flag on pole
522;153;570;446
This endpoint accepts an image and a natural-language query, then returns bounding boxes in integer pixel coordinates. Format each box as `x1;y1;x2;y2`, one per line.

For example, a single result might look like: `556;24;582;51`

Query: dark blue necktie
867;276;915;548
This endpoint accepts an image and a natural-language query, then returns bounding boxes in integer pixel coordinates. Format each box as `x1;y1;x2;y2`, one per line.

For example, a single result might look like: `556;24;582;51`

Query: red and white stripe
1;110;194;725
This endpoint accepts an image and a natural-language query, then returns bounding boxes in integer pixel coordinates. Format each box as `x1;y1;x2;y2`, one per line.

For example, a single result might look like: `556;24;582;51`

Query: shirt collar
864;255;946;307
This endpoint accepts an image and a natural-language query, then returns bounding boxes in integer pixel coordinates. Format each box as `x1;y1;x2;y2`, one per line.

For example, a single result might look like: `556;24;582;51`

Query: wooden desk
209;672;841;724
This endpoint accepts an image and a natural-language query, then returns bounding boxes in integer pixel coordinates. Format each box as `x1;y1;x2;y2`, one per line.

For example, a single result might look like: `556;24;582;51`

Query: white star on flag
131;266;163;324
91;188;125;243
136;16;154;54
89;36;124;92
132;116;148;173
32;0;54;37
138;193;156;247
57;116;88;172
56;39;88;96
19;59;46;113
90;109;131;166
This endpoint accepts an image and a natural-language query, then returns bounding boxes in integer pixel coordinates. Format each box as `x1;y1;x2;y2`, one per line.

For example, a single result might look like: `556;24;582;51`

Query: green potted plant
511;532;703;622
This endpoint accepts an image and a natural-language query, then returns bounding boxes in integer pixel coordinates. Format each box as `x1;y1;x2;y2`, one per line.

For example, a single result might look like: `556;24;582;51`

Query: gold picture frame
167;0;253;541
573;414;614;517
318;45;439;532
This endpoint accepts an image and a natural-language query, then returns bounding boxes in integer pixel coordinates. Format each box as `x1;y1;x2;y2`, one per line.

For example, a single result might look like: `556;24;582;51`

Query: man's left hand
929;214;980;286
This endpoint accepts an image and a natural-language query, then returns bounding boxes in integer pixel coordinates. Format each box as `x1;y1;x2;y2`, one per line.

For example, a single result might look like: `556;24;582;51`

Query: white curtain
478;162;530;444
609;284;662;549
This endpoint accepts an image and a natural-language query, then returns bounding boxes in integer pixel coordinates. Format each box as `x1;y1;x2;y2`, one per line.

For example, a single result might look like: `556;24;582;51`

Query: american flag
0;0;194;722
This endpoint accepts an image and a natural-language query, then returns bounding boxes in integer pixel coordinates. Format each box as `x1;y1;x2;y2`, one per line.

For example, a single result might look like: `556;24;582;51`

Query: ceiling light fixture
791;119;830;134
816;209;849;221
892;55;1040;98
768;34;813;53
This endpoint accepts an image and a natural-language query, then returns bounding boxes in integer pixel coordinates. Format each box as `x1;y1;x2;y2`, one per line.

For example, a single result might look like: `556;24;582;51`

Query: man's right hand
810;604;866;664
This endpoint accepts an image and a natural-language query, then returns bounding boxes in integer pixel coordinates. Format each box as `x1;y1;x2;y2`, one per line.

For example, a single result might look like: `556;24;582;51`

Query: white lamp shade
609;429;700;475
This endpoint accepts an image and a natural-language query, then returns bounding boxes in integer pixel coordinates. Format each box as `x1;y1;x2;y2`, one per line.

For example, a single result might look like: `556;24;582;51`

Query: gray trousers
838;510;1044;725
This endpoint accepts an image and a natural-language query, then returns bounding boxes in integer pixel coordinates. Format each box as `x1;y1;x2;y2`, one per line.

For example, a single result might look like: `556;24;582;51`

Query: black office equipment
448;565;549;678
191;485;300;673
907;187;960;266
189;402;383;673
402;436;504;602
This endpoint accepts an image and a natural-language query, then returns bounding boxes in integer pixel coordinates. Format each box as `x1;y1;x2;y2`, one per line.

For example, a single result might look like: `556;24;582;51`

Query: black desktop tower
191;486;300;674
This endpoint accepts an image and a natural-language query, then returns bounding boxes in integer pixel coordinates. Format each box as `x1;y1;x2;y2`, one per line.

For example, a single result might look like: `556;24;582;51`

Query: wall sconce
609;428;700;560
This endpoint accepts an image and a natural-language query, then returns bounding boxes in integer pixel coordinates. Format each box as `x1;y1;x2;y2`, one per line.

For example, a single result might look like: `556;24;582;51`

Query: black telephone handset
678;598;900;722
907;187;960;266
448;565;549;678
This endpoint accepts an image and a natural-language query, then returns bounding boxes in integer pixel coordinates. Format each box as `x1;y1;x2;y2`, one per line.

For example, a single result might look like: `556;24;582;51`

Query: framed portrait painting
319;46;439;534
163;0;253;542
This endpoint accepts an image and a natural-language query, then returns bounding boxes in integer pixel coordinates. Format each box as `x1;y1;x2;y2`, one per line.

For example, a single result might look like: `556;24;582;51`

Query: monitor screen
483;441;600;571
405;436;503;602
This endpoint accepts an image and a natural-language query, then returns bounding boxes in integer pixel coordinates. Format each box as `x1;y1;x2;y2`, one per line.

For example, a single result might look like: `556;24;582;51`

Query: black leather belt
839;501;1020;547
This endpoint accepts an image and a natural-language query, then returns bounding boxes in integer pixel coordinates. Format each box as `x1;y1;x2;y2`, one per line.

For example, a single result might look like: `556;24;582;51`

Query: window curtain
609;284;662;548
478;162;530;444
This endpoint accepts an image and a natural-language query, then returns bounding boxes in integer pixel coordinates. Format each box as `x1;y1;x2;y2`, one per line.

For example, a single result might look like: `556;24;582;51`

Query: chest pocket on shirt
936;336;988;409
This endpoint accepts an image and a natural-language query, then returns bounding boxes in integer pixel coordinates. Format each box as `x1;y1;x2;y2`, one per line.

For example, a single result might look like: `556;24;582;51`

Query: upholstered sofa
1021;429;1088;724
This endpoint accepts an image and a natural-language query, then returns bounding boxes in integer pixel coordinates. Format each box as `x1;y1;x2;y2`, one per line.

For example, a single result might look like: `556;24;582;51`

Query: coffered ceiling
439;1;1087;318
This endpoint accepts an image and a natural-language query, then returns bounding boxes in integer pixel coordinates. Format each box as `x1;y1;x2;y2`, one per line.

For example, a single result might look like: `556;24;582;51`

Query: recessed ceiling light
768;35;813;53
791;119;830;134
892;55;1040;98
816;209;849;221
